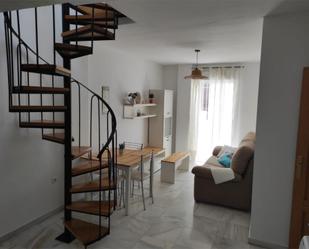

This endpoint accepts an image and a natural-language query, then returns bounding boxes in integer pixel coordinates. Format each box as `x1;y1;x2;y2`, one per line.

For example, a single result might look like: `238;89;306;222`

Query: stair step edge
66;201;113;216
64;218;109;246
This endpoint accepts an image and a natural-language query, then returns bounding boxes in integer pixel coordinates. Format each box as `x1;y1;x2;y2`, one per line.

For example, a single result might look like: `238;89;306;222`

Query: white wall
236;62;260;142
250;12;309;248
87;44;163;149
167;63;260;153
175;65;192;152
0;7;66;238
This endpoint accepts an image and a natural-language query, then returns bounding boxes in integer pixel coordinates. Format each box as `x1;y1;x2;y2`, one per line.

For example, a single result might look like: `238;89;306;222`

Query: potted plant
128;92;137;104
119;142;125;155
149;93;155;103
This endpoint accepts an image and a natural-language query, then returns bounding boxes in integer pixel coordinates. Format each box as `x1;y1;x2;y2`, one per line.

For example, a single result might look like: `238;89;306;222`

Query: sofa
191;132;255;211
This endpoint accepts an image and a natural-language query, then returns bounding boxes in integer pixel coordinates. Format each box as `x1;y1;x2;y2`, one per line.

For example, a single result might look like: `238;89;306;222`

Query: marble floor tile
211;237;265;249
228;209;251;227
194;203;233;222
220;222;250;242
138;226;182;249
171;226;216;249
0;170;262;249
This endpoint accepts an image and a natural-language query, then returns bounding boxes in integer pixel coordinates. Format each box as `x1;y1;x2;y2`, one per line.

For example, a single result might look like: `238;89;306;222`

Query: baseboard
248;236;288;249
0;206;63;243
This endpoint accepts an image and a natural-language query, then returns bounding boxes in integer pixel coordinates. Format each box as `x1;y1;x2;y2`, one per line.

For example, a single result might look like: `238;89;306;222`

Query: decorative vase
119;149;124;156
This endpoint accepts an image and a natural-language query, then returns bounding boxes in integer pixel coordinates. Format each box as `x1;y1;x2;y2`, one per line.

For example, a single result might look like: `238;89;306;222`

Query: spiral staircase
3;3;127;248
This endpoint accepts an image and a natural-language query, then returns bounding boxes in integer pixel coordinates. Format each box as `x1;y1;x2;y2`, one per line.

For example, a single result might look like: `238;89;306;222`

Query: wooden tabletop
85;146;165;168
142;147;165;156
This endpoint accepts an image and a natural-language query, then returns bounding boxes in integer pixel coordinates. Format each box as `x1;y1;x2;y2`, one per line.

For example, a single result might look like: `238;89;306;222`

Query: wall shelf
124;103;156;107
123;102;157;119
128;114;157;119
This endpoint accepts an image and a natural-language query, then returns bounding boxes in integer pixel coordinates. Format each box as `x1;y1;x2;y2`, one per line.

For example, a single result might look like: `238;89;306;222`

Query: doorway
289;67;309;249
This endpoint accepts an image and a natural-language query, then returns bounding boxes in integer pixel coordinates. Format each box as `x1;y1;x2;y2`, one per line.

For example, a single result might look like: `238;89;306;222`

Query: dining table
89;146;165;215
116;146;165;215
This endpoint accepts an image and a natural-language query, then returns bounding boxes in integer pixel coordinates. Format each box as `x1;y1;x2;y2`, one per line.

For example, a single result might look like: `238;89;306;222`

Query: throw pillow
217;145;237;158
218;153;232;168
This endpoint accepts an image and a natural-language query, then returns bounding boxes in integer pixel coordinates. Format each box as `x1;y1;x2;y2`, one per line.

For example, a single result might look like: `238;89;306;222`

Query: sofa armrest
192;165;242;182
192;166;213;180
213;146;223;156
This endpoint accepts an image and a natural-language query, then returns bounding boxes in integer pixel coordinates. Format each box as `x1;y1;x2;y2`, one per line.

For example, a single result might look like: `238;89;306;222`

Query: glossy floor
0;170;263;249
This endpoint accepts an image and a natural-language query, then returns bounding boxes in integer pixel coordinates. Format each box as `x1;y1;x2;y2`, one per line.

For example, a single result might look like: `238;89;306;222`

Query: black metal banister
3;12;117;158
52;5;56;133
8;12;15;106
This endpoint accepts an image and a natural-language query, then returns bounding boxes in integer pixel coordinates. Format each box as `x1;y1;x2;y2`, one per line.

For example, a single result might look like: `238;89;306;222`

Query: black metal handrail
3;10;117;160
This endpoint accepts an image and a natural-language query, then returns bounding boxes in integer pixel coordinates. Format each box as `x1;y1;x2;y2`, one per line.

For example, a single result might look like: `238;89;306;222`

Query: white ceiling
102;0;284;64
0;0;97;12
1;0;309;64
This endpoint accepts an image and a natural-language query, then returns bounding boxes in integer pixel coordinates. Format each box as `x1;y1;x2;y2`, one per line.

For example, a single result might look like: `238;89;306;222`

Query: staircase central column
56;3;74;243
63;2;72;224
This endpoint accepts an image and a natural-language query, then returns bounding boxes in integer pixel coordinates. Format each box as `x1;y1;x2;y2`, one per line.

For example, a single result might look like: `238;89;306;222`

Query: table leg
150;154;154;203
125;168;131;216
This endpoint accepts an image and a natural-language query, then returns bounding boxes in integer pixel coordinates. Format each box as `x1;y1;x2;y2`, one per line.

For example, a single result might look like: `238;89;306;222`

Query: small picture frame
102;86;110;114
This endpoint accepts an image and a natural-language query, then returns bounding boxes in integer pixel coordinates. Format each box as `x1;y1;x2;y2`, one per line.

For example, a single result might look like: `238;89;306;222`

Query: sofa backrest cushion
231;132;255;175
241;132;256;143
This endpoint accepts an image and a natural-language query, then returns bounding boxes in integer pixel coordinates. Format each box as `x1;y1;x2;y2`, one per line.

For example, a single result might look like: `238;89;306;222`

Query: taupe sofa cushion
192;165;242;182
241;132;256;142
231;134;255;175
212;146;223;157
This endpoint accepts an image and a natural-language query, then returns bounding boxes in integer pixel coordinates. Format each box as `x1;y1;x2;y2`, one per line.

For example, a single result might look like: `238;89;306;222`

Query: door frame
289;67;309;249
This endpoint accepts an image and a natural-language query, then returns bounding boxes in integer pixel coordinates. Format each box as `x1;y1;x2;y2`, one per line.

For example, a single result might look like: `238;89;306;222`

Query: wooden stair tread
61;25;94;37
12;86;69;94
72;146;91;159
21;64;71;77
10;105;66;112
64;218;108;246
71;178;116;193
54;43;93;59
80;3;114;10
42;133;65;144
61;25;114;42
55;43;92;52
64;14;114;21
77;5;115;16
81;3;126;18
66;201;112;216
62;32;115;42
20;120;65;128
61;25;113;38
57;51;88;59
64;32;114;42
64;18;117;29
72;159;108;176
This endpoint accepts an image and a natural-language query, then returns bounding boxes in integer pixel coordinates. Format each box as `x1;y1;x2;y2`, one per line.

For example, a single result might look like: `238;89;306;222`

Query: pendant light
184;49;208;80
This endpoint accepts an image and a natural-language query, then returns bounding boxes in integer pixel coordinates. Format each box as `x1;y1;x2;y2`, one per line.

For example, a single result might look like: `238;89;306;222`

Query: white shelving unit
123;103;157;119
149;89;174;157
